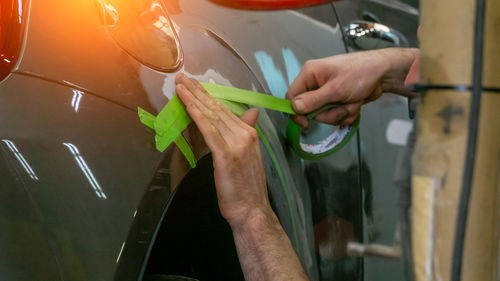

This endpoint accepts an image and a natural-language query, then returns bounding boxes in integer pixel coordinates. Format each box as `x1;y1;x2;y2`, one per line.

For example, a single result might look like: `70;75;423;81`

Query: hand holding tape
138;82;359;167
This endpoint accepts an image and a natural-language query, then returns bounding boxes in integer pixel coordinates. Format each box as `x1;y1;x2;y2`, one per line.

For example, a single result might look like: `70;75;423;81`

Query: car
0;0;418;280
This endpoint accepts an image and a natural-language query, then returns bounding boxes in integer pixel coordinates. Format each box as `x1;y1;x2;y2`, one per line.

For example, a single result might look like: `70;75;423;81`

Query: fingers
177;75;243;124
290;115;309;129
290;81;344;115
313;107;349;125
312;102;361;126
176;84;226;151
240;108;260;127
286;60;320;101
176;74;219;111
337;103;361;126
175;74;261;148
339;113;360;126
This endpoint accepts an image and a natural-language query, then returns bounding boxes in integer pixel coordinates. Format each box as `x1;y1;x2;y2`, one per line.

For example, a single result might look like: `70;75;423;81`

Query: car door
136;2;364;281
333;1;419;281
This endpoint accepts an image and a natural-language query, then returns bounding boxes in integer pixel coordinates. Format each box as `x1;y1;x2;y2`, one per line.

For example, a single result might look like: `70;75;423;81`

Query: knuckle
248;129;259;142
327;108;346;121
206;125;218;136
205;110;219;121
215;101;226;112
241;130;258;145
240;131;252;143
345;103;361;114
206;98;216;108
230;144;245;157
301;60;315;73
330;82;347;100
186;105;200;118
339;106;350;117
306;93;319;107
241;129;258;144
201;110;211;119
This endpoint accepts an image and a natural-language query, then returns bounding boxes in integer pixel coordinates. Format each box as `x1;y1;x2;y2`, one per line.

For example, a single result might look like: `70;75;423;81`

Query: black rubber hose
450;0;486;279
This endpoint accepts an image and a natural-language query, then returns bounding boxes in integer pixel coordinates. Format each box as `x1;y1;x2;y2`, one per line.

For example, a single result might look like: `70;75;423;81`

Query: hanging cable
450;0;486;279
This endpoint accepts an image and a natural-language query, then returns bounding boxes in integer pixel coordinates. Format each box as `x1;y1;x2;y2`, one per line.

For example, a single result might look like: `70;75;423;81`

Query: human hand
175;74;273;228
286;48;419;128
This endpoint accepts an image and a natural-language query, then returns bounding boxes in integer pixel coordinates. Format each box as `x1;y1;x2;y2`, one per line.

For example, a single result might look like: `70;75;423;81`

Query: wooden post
412;0;500;280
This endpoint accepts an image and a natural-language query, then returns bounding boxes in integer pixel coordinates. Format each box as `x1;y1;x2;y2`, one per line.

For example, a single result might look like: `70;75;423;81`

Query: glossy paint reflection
1;139;39;181
71;90;83;112
1;74;163;280
16;0;23;24
305;154;364;280
63;142;107;199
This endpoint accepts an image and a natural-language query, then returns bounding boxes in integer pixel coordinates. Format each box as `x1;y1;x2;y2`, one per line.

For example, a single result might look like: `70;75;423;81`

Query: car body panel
1;0;418;280
3;0;360;280
333;1;419;280
0;74;162;280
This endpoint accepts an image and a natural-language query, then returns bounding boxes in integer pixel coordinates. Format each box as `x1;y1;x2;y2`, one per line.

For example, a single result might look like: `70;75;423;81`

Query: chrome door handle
344;21;409;50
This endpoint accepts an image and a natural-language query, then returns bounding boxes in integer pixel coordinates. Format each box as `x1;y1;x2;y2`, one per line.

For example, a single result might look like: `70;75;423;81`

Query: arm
231;208;309;281
175;74;309;281
286;48;419;128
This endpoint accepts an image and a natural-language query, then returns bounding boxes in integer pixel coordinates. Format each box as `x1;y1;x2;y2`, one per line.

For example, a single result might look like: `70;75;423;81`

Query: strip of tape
138;82;359;166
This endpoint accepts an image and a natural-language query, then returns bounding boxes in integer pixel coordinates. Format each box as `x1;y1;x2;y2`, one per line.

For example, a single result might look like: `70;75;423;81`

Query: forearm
175;75;306;280
230;209;309;281
379;47;420;97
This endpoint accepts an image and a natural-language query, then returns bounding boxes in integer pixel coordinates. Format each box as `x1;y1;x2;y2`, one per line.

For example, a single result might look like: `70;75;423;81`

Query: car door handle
344;20;409;50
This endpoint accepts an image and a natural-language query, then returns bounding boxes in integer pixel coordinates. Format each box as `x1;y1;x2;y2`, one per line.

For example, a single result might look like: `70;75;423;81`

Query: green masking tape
137;83;359;166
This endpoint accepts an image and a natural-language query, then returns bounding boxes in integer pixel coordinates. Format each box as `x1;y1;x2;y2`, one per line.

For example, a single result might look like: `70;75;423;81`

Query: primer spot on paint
254;51;288;99
282;48;301;85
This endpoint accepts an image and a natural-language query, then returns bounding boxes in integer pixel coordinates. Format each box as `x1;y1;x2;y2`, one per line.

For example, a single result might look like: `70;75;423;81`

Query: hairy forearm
379;47;420;97
230;209;309;281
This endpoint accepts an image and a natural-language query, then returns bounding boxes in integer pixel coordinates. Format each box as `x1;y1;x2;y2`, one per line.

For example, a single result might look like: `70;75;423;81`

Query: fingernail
293;99;305;112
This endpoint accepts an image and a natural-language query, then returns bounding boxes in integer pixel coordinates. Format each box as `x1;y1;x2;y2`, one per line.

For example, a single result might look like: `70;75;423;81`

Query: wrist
229;207;279;233
379;48;419;95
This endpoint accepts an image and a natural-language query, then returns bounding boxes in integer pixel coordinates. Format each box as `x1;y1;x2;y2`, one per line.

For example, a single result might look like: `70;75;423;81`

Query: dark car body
0;0;418;280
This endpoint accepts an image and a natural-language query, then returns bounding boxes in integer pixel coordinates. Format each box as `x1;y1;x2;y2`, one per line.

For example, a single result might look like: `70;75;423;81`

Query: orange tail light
0;0;26;81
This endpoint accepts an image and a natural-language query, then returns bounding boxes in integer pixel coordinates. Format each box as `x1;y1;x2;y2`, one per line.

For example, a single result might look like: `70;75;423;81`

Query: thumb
240;108;260;127
291;82;339;114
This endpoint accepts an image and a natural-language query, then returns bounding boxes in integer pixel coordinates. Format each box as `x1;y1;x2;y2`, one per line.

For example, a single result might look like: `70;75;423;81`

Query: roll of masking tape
286;105;360;160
